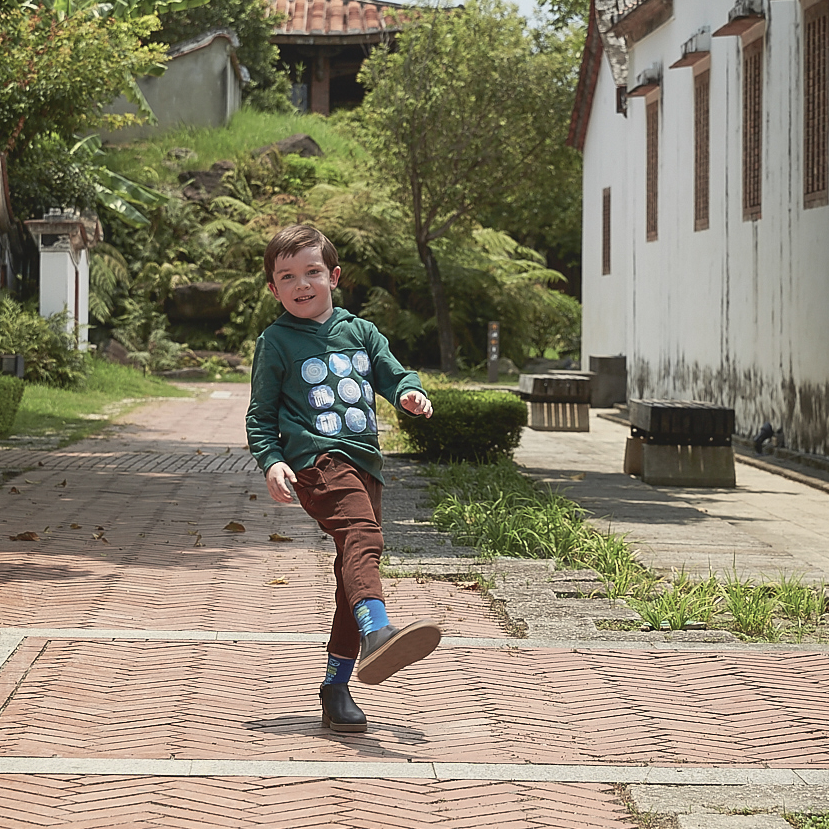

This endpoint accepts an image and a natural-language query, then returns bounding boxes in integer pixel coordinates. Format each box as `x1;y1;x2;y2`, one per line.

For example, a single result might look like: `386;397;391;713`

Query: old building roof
567;0;629;151
268;0;406;43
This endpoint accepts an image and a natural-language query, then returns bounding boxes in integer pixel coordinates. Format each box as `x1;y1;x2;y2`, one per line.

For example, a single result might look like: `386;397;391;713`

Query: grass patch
104;109;369;188
426;458;647;594
4;359;189;448
423;458;829;643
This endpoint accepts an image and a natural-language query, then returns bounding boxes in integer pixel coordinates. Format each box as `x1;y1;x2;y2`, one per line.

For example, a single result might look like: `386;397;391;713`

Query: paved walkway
1;386;828;828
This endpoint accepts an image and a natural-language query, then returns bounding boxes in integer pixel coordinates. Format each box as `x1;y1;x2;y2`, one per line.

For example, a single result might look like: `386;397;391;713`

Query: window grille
602;188;611;274
646;99;659;240
804;0;828;208
694;69;711;230
742;37;763;220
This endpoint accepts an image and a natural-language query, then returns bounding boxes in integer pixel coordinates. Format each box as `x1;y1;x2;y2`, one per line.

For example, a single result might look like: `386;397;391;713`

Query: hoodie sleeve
245;335;287;473
362;321;427;410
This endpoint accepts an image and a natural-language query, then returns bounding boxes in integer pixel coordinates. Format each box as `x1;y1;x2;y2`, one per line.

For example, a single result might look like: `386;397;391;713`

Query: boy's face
268;246;340;324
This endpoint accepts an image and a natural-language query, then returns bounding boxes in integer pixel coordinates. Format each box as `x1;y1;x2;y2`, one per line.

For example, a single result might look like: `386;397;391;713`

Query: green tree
358;0;577;373
0;6;168;161
480;16;585;262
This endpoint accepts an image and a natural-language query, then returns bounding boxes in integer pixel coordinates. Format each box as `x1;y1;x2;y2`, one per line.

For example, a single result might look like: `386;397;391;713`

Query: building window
742;37;763;220
694;69;711;230
646;99;659;240
602;188;611;274
804;0;828;208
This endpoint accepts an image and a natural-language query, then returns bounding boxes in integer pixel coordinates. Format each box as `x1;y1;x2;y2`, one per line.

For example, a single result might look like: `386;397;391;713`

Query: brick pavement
1;385;828;827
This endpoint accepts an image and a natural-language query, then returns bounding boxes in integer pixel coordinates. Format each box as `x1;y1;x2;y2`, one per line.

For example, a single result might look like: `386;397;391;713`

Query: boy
246;225;441;733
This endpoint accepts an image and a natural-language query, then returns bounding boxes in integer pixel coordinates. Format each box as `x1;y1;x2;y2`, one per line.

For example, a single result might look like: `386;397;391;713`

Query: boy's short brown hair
263;225;339;283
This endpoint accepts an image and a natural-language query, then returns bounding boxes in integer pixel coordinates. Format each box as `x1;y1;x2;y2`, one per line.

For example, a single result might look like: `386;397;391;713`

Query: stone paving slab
515;414;829;583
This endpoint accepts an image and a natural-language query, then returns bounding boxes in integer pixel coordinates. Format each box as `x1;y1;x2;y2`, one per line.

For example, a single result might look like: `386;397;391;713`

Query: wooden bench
518;372;594;432
624;399;736;487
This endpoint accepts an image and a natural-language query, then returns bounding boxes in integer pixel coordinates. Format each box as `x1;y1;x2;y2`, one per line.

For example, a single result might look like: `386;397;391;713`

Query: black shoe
320;683;367;733
357;619;442;685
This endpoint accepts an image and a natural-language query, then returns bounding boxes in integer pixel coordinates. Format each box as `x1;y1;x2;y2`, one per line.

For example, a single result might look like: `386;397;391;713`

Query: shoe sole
357;619;442;685
322;712;367;733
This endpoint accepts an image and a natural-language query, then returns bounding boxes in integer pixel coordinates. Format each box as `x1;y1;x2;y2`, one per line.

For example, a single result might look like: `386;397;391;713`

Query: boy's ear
329;266;341;288
266;281;279;301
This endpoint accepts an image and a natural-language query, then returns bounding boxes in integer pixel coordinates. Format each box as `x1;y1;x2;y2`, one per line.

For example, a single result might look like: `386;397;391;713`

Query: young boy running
246;224;441;732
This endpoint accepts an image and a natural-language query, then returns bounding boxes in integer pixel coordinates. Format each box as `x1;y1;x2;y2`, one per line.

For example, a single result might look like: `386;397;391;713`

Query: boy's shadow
243;715;429;756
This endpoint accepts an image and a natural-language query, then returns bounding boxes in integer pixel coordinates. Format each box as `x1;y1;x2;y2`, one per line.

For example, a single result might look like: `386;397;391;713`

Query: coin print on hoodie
302;352;377;436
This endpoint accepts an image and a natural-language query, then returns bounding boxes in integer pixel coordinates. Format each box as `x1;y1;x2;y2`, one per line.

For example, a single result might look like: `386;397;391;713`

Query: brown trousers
294;453;385;659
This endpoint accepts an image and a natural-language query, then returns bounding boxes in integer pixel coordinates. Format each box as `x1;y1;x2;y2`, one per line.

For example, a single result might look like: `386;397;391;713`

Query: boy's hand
400;390;433;418
266;461;297;503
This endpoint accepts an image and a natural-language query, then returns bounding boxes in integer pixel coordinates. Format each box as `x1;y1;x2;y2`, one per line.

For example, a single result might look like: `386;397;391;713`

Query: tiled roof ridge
269;0;408;36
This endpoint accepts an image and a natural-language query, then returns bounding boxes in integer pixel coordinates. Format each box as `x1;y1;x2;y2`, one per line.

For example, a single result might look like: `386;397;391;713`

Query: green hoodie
246;307;426;483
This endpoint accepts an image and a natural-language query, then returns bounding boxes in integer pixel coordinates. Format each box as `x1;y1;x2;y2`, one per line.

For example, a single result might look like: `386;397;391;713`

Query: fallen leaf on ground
70;523;82;529
194;533;204;548
9;487;19;494
93;532;109;544
24;480;40;485
187;530;199;536
224;521;246;533
269;532;293;542
195;449;203;455
249;494;257;501
456;581;482;591
55;480;67;487
566;472;586;481
9;532;39;541
268;577;289;585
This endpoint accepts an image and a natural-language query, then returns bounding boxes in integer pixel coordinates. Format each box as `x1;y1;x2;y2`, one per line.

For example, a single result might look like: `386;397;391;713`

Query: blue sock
322;654;355;686
353;598;389;638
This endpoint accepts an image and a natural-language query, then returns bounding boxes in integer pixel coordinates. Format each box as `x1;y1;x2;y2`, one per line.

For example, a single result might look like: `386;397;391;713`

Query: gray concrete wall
101;36;242;143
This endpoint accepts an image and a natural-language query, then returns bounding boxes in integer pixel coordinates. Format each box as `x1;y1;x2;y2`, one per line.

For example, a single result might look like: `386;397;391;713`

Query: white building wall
581;52;630;362
581;0;829;454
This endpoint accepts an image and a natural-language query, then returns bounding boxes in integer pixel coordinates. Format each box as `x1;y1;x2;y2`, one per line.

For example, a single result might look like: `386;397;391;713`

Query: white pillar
25;212;101;351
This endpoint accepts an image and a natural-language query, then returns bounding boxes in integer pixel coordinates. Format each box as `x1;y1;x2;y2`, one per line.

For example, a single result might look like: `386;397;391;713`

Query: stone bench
518;372;594;432
1;354;24;378
624;398;736;487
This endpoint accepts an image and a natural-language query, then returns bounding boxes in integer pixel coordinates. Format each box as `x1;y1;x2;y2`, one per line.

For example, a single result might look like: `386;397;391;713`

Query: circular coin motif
366;409;377;434
361;380;374;404
301;357;327;384
352;350;371;376
315;411;342;436
345;407;367;433
338;377;361;405
308;385;335;410
329;352;352;377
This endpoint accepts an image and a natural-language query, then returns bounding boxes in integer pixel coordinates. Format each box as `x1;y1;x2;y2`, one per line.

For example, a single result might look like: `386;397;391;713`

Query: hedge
0;375;24;438
396;388;527;461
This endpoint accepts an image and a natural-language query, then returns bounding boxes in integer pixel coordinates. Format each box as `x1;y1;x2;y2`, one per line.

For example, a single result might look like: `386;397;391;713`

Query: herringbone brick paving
2;386;828;827
0;776;636;828
1;638;828;766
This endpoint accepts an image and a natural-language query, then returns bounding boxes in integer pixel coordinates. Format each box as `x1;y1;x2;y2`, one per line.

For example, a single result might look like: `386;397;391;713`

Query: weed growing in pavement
722;575;780;640
627;577;720;631
786;813;829;828
423;459;829;643
772;573;827;638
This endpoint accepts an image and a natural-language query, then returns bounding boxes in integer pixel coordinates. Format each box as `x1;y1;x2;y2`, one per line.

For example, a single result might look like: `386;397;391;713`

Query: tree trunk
417;239;456;374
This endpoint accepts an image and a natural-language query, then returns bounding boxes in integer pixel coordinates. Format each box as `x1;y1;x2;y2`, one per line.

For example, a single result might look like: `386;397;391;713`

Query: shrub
0;375;25;437
0;295;89;388
396;388;527;461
